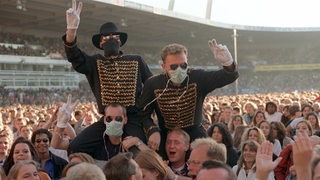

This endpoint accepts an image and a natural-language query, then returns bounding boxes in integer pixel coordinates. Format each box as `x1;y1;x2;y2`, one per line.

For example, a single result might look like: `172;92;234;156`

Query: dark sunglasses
169;62;188;70
35;138;49;143
106;116;123;123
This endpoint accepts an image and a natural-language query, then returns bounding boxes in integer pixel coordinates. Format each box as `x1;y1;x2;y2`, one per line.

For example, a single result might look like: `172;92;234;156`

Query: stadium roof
1;0;320;52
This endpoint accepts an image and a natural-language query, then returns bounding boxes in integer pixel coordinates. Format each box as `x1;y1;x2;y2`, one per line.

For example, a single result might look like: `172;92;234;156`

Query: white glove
208;39;234;66
66;0;83;29
56;95;79;128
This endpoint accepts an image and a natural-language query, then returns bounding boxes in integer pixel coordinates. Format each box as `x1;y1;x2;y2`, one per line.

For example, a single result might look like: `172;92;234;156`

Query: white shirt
273;139;282;156
265;112;282;122
232;164;275;180
232;164;256;180
289;117;304;128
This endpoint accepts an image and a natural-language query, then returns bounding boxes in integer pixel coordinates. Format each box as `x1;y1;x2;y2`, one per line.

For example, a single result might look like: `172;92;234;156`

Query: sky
128;0;320;29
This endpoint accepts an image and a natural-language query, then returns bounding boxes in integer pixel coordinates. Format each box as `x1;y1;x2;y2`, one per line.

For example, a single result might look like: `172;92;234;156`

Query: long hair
257;120;275;143
305;112;320;131
241;126;266;145
270;121;287;147
207;123;233;148
135;150;167;180
233;125;249;151
236;140;259;176
250;111;266;127
3;137;38;175
228;115;246;134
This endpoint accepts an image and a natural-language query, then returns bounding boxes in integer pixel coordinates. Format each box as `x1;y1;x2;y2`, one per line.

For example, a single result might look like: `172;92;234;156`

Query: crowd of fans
0;87;320;179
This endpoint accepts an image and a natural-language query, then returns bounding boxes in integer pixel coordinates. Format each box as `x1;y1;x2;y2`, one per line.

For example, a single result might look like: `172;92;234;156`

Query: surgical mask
168;67;187;84
102;38;120;57
105;120;123;137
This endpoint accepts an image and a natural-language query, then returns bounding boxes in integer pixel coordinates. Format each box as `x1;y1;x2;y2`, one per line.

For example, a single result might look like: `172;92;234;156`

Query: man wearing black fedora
62;0;154;160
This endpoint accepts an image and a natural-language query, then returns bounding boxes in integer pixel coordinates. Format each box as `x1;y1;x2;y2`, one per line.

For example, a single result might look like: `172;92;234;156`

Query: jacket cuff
145;125;161;138
62;34;77;48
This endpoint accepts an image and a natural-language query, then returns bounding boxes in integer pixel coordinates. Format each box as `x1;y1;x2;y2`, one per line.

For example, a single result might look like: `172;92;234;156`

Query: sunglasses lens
170;63;187;70
36;139;48;143
115;116;123;122
170;64;178;70
106;116;113;123
181;63;188;69
106;116;123;122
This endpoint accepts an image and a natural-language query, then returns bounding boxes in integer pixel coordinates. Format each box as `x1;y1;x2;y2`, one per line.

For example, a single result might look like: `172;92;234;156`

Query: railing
0;70;85;89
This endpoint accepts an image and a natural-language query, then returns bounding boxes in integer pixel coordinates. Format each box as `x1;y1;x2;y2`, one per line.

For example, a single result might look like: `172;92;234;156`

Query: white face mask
105;121;123;137
168;67;187;84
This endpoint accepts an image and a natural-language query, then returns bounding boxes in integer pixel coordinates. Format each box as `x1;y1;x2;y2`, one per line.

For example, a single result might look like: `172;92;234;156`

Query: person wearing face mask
62;0;153;148
54;98;142;168
138;41;239;158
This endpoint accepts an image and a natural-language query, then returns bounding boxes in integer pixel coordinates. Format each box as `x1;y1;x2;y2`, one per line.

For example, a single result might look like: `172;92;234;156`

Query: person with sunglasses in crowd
31;129;68;180
139;40;239;158
62;0;153;150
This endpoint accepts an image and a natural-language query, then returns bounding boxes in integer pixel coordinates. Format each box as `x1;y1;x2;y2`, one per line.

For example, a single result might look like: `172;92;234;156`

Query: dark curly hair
207;123;233;148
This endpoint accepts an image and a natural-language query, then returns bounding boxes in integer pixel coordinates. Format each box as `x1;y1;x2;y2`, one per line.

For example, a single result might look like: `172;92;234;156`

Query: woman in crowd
241;127;266;145
8;160;40;180
3;137;38;175
228;115;247;137
250;111;266;127
232;140;275;180
257;120;282;156
305;112;320;135
207;123;239;167
134;149;167;180
275;120;313;180
280;105;290;125
270;121;293;149
242;101;257;125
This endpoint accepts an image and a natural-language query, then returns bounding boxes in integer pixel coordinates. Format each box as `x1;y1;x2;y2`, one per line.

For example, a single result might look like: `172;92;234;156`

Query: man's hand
66;0;82;29
56;95;79;128
208;39;234;66
256;141;282;179
148;131;161;151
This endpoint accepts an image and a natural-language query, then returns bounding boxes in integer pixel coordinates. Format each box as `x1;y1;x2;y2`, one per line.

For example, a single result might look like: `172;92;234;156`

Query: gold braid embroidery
155;83;197;129
97;60;138;107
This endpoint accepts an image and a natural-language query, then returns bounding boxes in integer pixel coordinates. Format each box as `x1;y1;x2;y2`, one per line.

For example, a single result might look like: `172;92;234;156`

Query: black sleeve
137;77;160;138
62;34;93;75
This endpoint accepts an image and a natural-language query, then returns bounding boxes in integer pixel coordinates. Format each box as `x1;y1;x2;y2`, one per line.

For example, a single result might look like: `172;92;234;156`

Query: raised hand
66;0;82;29
256;141;282;179
56;94;79;128
292;131;313;180
208;39;234;66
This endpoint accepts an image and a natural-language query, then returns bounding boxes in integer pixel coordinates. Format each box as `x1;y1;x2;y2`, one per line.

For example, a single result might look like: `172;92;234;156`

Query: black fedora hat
92;22;127;50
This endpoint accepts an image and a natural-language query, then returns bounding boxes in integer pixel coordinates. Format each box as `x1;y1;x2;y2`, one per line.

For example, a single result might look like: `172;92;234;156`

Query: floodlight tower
232;29;239;95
